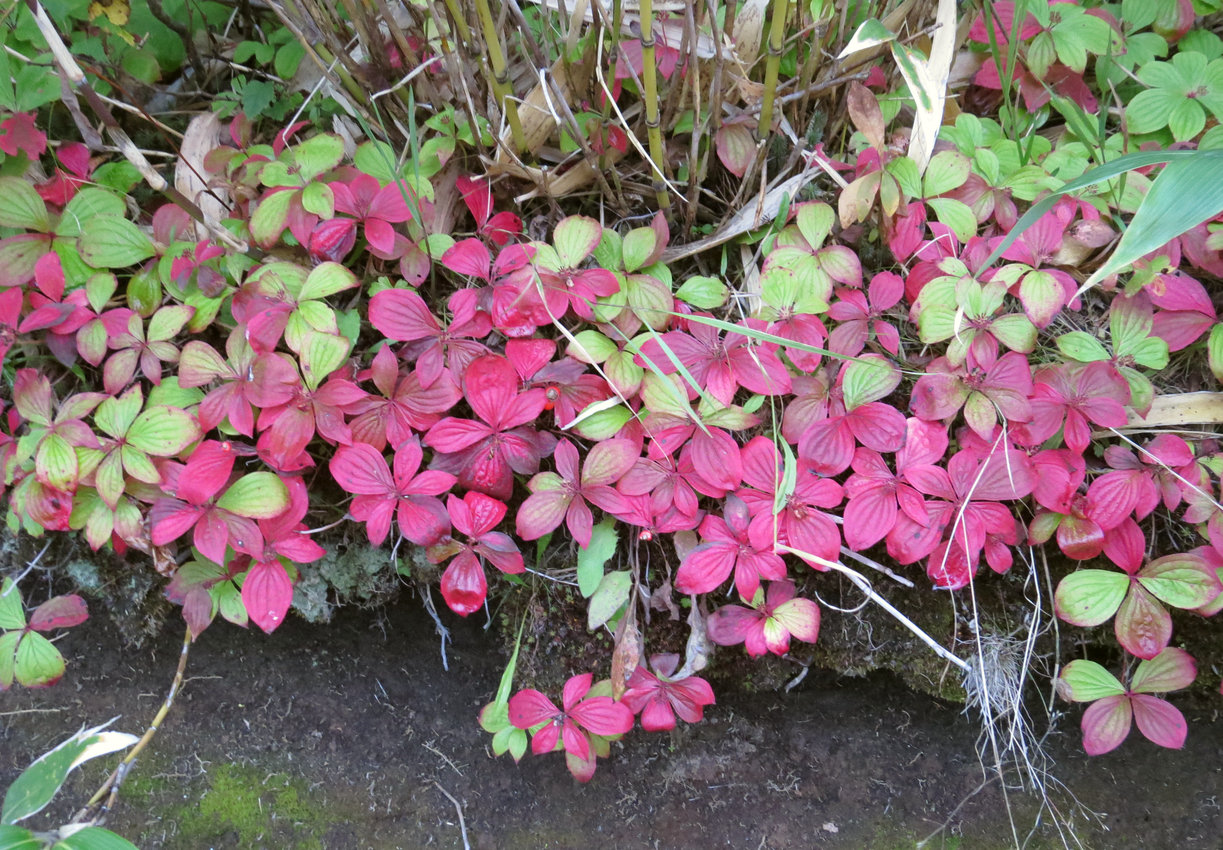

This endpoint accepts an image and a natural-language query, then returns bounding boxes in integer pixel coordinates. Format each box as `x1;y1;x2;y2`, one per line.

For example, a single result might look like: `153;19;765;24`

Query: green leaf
94;386;143;439
922;151;971;196
299;181;334;219
298;330;351;391
1130;647;1196;695
126;406;200;456
14;632;64;688
979;149;1213;274
795;203;835;249
35;433;78;492
298;262;358;302
1056;331;1110;362
1054;570;1130;627
587;571;631;630
837;18;895;59
566;330;617;364
0;178;50;231
840;356;901;410
0;632;17;689
51;826;141;850
1208;323;1223;382
925;197;978;242
621;227;657;273
0;824;41;850
78;217;156;268
0;579;26;631
577;520;618;598
675;275;728;309
291;134;344;182
1138;555;1221;610
1058;659;1125;702
569;400;632;440
216;472;290;519
250;189;293;247
1;724;138;824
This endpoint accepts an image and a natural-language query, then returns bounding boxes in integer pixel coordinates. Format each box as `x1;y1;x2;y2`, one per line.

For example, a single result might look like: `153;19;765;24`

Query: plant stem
756;0;788;138
638;0;671;212
473;0;528;152
77;626;193;823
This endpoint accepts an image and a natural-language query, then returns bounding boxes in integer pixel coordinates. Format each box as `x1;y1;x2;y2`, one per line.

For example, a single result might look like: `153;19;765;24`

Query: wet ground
2;598;1221;849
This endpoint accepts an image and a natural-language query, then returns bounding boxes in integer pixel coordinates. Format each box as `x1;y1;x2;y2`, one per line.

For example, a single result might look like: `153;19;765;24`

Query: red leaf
1130;694;1187;749
242;560;294;633
569;697;634;736
1082;694;1132;755
1115;583;1171;660
29;595;88;631
715;124;755;178
330;442;393;495
508;688;558;728
368;289;440;341
440;550;487;616
0;112;47;159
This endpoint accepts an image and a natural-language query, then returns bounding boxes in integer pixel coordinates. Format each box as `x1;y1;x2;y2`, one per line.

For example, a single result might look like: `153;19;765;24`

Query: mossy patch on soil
122;762;333;848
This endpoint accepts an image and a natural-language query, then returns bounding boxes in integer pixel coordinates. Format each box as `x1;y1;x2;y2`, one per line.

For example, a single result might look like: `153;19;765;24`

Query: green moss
124;763;330;848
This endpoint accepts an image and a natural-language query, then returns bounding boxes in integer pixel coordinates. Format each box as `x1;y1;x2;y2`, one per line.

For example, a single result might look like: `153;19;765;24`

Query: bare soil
2;599;1221;849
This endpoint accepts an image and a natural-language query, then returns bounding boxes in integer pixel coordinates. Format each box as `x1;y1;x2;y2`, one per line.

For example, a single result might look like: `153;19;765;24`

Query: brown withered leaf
611;603;642;701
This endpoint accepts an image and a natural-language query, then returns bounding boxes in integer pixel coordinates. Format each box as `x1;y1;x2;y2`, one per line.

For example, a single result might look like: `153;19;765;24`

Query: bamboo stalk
639;0;671;212
473;0;528;152
756;0;789;137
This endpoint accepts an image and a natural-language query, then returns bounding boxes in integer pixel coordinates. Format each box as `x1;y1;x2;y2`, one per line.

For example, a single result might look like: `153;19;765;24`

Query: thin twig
431;780;471;850
76;626;193;824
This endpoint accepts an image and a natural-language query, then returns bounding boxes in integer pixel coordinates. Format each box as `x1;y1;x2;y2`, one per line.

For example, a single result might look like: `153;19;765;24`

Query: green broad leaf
120;46;162;84
795;203;835;249
593;227;622;270
0;578;26;631
0;824;40;850
119;444;160;486
1057;659;1125;702
884;155;922;200
1168;99;1206;143
146;378;204;411
0;178;50;231
840;356;901;410
1139;555;1221;610
146;305;194;342
298;330;351;391
1018;269;1063;327
587;571;631;630
578;520;619;598
61;190;126;234
298;262;358;303
13;632;63;688
1054;570;1130;627
214;578;247;627
922;151;971;196
925;197;978;242
275;41;306;79
0;632;18;689
51;826;141;850
837;17;895;59
604;351;644;397
1127;335;1169;371
93;451;127;505
1208;324;1223;382
979;150;1214;275
566;330;617;364
1;724;138;824
126;406;200;456
216;472;289;519
78;217;156;268
353;141;399;184
126;267;162;317
552;215;603;268
292;134;344;182
621;227;657;273
624;273;673;330
35;433;78;492
299;181;334;218
676;275;729;309
250;189;294;247
1129;647;1196;695
490;725;528;762
569;400;632;440
989;313;1037;353
1056;331;1110;362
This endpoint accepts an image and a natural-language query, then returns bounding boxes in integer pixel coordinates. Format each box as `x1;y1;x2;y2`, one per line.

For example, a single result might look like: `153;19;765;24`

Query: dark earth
2;596;1221;850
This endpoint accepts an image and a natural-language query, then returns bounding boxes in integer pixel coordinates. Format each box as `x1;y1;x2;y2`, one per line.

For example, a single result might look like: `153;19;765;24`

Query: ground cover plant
5;0;1223;843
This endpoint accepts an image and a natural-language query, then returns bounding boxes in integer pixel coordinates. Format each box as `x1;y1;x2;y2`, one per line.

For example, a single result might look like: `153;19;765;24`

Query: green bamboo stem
473;0;528;152
639;0;671;212
757;0;789;137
